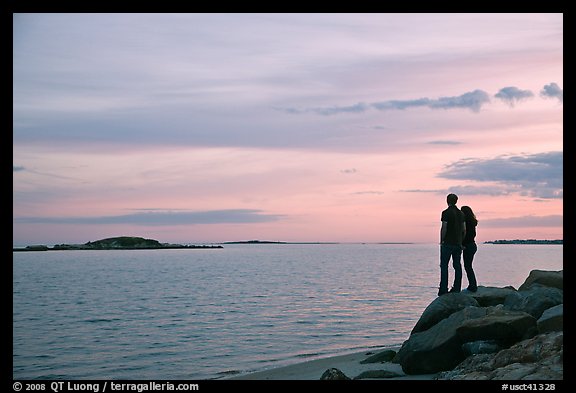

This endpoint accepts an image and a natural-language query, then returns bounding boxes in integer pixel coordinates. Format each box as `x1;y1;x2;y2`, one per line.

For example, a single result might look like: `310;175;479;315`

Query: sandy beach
227;346;438;380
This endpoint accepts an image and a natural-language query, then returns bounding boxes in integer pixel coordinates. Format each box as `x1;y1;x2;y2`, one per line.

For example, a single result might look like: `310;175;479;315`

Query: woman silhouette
461;206;478;292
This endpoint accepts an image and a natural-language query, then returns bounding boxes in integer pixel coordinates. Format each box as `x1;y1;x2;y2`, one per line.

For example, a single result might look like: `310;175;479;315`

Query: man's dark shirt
441;205;465;245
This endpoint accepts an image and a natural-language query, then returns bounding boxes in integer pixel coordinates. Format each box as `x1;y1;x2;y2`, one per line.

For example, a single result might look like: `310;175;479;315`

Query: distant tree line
484;239;562;245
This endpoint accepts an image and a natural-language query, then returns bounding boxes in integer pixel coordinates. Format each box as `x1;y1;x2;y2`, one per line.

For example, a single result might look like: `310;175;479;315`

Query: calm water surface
13;243;563;379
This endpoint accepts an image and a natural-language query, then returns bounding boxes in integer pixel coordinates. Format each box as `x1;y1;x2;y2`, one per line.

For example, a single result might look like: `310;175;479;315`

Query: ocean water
13;243;563;380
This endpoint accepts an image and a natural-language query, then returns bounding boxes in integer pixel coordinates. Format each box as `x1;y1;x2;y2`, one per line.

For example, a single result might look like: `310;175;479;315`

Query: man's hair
447;193;458;205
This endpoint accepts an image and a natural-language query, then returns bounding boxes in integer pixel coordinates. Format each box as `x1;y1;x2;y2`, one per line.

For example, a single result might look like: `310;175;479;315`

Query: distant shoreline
14;238;563;251
222;240;414;245
484;239;562;245
12;245;223;252
13;241;415;250
12;236;223;252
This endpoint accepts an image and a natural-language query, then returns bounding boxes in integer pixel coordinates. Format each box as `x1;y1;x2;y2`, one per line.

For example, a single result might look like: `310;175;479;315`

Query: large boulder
320;368;351;380
399;269;563;378
461;340;502;356
491;331;563;370
397;305;542;375
466;286;518;307
359;349;396;364
503;285;563;319
537;304;563;333
456;307;538;345
411;293;479;334
396;306;487;374
436;331;563;380
353;370;403;379
518;270;563;291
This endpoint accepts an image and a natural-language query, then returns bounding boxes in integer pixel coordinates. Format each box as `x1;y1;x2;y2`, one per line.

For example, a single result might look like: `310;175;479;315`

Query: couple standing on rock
439;193;478;296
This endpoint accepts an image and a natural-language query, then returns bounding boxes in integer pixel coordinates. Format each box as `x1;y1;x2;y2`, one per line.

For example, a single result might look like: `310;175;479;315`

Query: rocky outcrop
537;304;563;333
353;369;403;379
456;307;537;344
466;286;518;307
504;285;563;319
359;349;396;364
320;368;351;380
14;236;223;251
437;331;563;380
395;307;487;374
411;293;479;334
395;269;563;379
518;270;563;291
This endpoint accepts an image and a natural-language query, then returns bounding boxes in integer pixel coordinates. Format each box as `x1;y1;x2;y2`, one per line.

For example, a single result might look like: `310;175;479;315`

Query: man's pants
440;244;463;292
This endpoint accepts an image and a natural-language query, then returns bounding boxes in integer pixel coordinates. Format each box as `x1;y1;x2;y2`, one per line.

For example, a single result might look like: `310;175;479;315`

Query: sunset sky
13;13;563;245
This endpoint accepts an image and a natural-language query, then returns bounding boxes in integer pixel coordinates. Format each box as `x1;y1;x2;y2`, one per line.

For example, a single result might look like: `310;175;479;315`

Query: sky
13;13;563;245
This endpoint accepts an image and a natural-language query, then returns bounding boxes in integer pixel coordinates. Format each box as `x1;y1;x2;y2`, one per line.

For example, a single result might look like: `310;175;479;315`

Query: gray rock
518;270;563;291
504;285;563;319
537;304;563;333
411;293;479;334
404;269;563;379
320;368;351;380
435;354;495;380
493;331;562;367
396;306;487;374
456;308;538;345
466;286;518;307
437;331;563;380
462;340;502;356
489;360;563;380
353;370;403;379
359;349;396;364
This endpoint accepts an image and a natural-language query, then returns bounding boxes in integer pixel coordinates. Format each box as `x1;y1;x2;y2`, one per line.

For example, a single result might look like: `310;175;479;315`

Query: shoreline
224;345;438;380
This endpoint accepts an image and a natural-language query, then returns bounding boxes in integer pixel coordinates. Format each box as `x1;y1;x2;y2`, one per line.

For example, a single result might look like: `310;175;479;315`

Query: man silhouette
438;193;466;296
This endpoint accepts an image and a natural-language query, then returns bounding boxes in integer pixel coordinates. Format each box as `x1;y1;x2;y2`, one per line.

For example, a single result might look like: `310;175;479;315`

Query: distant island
222;240;339;245
13;236;223;251
484;239;563;245
223;240;288;244
222;240;413;245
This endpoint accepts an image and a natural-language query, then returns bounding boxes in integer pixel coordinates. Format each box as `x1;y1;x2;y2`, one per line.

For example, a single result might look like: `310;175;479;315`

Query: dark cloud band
280;83;561;116
481;215;562;228
14;209;282;226
540;82;563;103
438;151;563;199
494;86;534;106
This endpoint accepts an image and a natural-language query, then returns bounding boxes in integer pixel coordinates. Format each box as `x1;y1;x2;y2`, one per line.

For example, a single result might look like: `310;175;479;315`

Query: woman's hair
461;206;478;225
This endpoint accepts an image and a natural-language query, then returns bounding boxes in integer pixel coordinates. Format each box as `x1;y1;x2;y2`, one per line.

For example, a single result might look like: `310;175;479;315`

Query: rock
456;308;538;345
435;354;495;380
537;304;563;333
504;285;563;319
465;286;518;307
411;293;479;334
461;340;502;356
398;269;563;379
490;331;563;380
492;331;562;369
395;306;487;374
437;331;563;380
320;368;351;380
359;349;396;364
353;370;403;379
518;270;563;291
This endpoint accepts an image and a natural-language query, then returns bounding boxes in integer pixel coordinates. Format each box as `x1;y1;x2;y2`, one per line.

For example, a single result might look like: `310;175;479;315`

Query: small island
13;236;223;251
222;239;340;244
223;240;288;244
484;239;563;245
